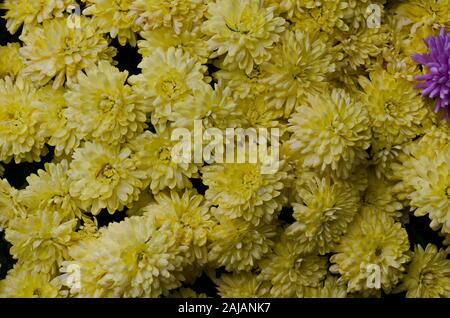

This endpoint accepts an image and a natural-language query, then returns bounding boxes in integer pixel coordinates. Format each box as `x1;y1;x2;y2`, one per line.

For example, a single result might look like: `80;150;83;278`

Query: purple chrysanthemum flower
412;28;450;119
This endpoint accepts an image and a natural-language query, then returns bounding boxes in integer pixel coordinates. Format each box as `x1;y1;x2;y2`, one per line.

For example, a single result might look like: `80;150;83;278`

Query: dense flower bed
0;0;449;298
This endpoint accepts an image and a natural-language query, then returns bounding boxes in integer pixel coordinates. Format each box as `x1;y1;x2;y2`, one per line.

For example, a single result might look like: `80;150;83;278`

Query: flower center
375;247;383;257
1;110;23;129
100;94;120;113
64;36;82;55
158;147;172;162
96;164;116;179
157;75;185;100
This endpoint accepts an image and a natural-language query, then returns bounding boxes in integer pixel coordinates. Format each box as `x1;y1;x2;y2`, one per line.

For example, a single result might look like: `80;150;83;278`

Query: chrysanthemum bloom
170;82;238;130
402;146;450;233
332;25;389;71
6;209;77;275
19;17;116;88
363;170;404;219
412;28;450;118
138;27;212;64
359;69;428;144
129;47;209;128
68;142;145;214
261;0;302;18
237;95;285;129
396;244;450;298
303;275;348;298
20;160;80;220
207;217;278;271
130;0;206;35
34;85;79;157
202;0;285;74
330;206;410;293
0;264;62;298
143;190;213;264
1;0;74;34
394;1;450;43
203;162;287;225
128;130;198;194
291;0;350;33
0;43;24;79
83;0;140;46
288;88;371;178
169;287;207;298
286;176;360;255
65;61;149;145
0;76;47;163
262;29;335;115
369;137;411;181
259;236;328;297
213;63;270;101
215;272;270;298
0;178;26;231
67;215;191;297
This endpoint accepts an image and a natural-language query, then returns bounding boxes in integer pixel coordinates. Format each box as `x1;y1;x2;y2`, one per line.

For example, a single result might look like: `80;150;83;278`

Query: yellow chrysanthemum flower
34;85;80;157
213;63;270;101
168;287;208;298
237;96;285;129
68;142;144;214
20;160;80;220
143;189;213;264
83;0;140;46
262;29;335;115
0;76;47;164
129;47;209;128
0;264;62;298
396;244;450;298
303;275;348;298
0;178;26;231
286;175;360;255
129;130;198;194
330;206;410;293
215;272;270;298
203;162;287;225
1;0;74;34
208;217;278;271
394;0;450;33
208;217;277;271
67;214;191;297
19;17;116;88
359;69;428;144
259;236;328;297
332;25;389;71
0;43;24;79
202;0;286;74
291;0;350;33
363;169;404;219
401;146;450;233
130;0;206;34
6;209;76;275
170;82;238;130
65;61;149;145
288;88;371;178
138;27;212;64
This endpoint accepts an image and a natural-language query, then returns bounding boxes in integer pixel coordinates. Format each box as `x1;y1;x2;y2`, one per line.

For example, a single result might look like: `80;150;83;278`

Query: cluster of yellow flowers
0;0;449;298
